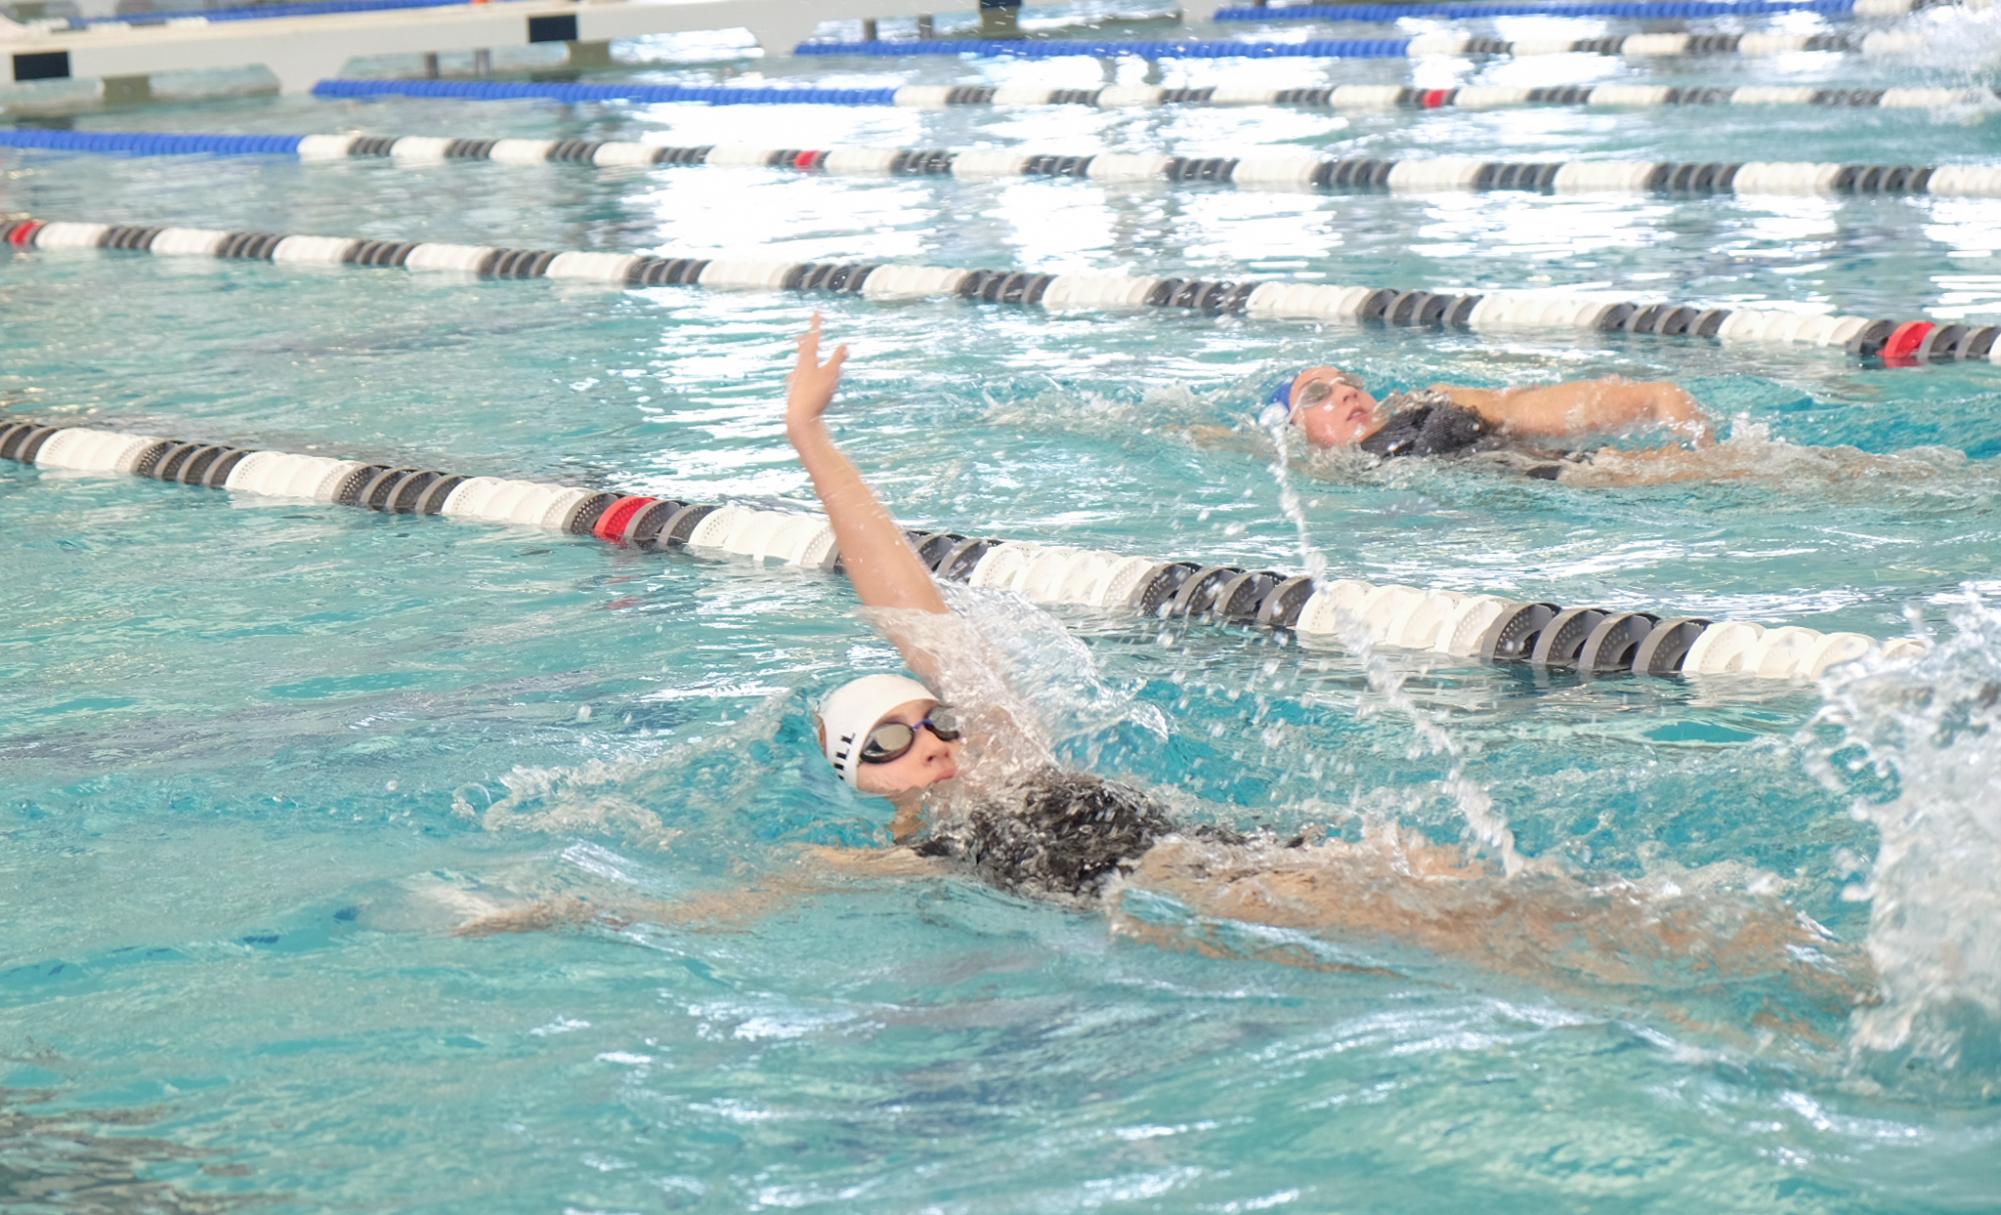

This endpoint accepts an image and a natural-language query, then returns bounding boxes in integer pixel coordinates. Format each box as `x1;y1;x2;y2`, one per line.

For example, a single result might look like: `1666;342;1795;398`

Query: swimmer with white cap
815;672;962;796
787;317;968;804
790;311;1183;896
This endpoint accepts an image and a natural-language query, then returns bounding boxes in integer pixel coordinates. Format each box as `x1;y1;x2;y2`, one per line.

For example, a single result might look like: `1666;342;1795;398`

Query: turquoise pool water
4;3;2001;1210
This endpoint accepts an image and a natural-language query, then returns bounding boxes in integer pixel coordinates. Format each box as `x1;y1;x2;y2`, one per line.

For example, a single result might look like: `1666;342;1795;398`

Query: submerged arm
785;314;951;680
452;847;947;938
1440;379;1714;446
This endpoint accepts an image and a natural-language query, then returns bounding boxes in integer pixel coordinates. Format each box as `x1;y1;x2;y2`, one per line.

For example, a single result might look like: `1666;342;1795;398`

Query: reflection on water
0;1087;258;1214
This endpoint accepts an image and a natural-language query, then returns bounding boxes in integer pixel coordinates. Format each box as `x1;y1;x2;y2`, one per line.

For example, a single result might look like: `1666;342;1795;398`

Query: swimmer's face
853;698;963;796
1290;366;1383;449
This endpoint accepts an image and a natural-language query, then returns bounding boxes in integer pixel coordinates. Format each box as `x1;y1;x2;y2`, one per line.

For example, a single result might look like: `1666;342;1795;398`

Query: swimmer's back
917;770;1173;899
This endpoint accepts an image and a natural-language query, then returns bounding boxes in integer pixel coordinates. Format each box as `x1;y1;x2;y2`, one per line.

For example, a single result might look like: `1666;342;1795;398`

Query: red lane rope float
592;494;658;543
1880;320;1936;365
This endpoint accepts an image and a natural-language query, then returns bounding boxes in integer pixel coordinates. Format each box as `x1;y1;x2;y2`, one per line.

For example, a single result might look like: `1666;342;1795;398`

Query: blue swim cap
1257;372;1299;429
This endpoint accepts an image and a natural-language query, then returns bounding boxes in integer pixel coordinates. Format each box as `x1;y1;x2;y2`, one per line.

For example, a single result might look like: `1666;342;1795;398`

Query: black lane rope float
0;417;1923;680
2;218;1987;364
5;128;1994;204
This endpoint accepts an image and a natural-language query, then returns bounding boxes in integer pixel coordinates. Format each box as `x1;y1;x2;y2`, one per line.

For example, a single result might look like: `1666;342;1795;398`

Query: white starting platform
0;0;1050;95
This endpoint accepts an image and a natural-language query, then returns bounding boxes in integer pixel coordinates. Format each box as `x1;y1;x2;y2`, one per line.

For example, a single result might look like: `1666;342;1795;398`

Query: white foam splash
450;687;795;848
1260;413;1525;875
869;589;1166;791
1904;0;2001;76
1555;418;1981;494
1808;593;2001;1071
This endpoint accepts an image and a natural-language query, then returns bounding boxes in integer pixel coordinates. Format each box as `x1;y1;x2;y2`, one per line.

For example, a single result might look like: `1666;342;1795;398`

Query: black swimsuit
915;771;1172;898
1359;390;1576;478
1358;391;1504;459
913;771;1291;900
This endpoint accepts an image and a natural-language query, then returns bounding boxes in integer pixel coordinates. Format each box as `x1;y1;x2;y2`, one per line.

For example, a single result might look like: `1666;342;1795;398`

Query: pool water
4;2;2001;1210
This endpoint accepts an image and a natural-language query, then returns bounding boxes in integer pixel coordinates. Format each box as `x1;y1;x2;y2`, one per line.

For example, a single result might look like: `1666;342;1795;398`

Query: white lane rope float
6;128;1997;205
0;217;1988;363
0;417;1925;681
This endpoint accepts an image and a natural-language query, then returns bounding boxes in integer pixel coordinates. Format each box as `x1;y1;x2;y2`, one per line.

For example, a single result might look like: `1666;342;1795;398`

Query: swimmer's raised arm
1439;378;1715;447
787;316;1044;793
786;315;952;677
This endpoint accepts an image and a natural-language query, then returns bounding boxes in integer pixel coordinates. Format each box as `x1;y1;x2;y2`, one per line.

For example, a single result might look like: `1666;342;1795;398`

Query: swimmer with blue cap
1265;364;1715;460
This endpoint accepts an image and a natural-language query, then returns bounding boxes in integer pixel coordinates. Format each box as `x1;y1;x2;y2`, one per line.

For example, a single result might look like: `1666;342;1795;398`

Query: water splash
1906;0;2001;78
941;583;1164;746
1558;419;1986;496
1260;414;1525;875
451;687;797;849
1807;594;2001;1075
870;589;1168;790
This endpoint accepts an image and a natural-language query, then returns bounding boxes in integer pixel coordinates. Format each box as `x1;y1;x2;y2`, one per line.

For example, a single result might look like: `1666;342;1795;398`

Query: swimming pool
4;1;2001;1209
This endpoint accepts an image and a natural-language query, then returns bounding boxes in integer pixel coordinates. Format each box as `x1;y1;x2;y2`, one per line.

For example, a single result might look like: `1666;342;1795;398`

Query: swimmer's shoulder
1425;383;1508;418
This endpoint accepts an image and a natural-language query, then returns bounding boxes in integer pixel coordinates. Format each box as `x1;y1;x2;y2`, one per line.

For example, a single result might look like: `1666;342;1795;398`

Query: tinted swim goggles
1289;370;1368;411
1265;369;1368;415
859;707;964;764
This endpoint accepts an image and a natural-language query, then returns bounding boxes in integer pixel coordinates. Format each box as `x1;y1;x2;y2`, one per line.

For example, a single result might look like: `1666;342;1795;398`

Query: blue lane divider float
6;129;1996;208
0;417;1926;682
1213;0;1928;21
0;129;307;156
304;75;1997;112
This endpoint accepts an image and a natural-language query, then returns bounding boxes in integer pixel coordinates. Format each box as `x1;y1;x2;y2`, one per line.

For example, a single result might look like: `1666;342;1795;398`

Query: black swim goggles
859;707;964;765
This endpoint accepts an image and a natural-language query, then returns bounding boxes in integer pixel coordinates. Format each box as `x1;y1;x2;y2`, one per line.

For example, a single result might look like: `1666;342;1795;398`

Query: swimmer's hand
786;312;850;438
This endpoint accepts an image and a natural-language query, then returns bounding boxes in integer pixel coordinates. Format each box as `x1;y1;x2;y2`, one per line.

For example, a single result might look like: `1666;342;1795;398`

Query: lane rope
309;76;1999;114
0;215;1985;363
791;28;1935;59
6;128;1996;203
1213;0;1950;21
0;417;1923;682
38;0;1956;33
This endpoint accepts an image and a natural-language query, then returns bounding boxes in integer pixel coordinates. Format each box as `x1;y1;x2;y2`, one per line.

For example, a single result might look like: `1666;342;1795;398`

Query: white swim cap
817;673;938;788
